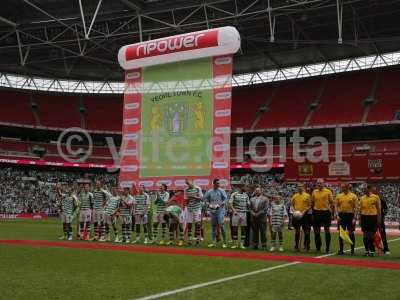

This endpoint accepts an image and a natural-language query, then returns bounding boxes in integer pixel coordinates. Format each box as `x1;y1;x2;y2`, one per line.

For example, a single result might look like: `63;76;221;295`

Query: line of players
57;177;387;256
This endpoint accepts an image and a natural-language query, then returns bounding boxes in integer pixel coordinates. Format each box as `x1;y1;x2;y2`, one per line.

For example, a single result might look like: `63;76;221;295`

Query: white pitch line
135;237;400;300
135;262;301;300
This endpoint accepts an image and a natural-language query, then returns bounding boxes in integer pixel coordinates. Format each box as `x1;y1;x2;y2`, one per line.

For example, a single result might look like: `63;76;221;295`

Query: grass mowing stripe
135;237;400;300
134;262;302;300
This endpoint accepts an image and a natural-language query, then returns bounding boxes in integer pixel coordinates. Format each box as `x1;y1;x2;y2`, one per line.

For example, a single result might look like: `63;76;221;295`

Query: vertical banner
118;27;240;190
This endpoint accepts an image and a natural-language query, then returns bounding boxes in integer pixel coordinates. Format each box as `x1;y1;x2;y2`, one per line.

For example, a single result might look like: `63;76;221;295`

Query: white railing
0;51;399;94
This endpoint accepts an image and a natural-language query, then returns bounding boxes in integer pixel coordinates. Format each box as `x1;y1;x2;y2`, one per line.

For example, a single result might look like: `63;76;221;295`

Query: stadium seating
0;91;36;125
231;85;274;130
35;94;81;128
1;69;400;131
309;72;375;126
256;78;321;129
368;69;400;122
83;96;123;131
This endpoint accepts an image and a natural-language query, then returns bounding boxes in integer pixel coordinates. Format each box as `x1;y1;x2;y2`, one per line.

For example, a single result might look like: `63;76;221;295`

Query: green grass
0;218;399;300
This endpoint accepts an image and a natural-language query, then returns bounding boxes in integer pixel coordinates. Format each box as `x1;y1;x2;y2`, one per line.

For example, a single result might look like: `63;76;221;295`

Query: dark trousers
244;212;252;247
252;220;267;248
380;217;389;252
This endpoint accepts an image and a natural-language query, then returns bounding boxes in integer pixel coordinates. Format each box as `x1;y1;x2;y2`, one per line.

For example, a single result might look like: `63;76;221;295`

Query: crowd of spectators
0;167;399;221
0;167;117;214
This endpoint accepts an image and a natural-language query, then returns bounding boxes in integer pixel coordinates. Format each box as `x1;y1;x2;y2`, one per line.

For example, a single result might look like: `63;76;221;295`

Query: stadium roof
1;0;400;82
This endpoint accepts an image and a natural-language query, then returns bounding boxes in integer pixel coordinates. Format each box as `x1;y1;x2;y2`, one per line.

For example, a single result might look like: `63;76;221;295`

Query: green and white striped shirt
120;195;133;216
185;186;203;212
79;192;93;210
134;193;150;214
105;195;121;215
155;191;170;213
229;191;250;213
92;189;107;210
61;195;78;215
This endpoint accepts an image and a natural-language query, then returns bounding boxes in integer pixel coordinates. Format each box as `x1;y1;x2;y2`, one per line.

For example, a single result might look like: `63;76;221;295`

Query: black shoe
253;246;259;250
350;249;354;256
337;250;344;255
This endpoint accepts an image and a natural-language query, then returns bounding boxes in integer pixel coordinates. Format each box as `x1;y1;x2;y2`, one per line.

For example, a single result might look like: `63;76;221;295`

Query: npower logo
126;30;218;60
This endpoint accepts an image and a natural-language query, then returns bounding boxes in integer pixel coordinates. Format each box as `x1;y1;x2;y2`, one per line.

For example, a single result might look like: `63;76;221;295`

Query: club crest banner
118;27;240;190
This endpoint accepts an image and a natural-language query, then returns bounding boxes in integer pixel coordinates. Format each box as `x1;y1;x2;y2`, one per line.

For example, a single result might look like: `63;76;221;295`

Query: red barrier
0;213;48;219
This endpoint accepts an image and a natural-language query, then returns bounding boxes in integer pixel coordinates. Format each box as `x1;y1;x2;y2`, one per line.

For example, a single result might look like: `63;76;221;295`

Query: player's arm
144;194;150;214
290;194;295;213
334;195;339;221
329;190;335;218
101;188;112;199
72;195;79;214
310;191;315;209
89;192;94;209
203;190;210;207
221;189;228;205
376;195;382;228
228;192;236;214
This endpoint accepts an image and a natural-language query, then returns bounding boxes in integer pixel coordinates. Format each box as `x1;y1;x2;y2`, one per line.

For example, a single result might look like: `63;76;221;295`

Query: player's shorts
120;215;132;225
61;213;73;223
210;208;225;226
105;214;117;225
313;210;331;228
186;209;202;223
360;215;378;233
231;212;247;226
92;209;105;223
153;212;166;224
271;223;284;233
79;209;92;223
292;212;311;230
134;213;148;225
338;212;355;231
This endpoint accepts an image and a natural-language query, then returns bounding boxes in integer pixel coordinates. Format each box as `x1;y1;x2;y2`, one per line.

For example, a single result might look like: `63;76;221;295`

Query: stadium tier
1;68;400;131
368;69;400;122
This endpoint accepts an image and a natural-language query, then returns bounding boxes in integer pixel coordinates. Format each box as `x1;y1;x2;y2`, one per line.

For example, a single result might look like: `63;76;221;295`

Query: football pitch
0;219;400;300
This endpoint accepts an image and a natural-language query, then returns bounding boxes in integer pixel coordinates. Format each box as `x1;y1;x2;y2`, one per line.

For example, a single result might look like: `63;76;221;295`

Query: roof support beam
78;0;88;37
0;16;17;27
87;0;103;39
336;0;344;44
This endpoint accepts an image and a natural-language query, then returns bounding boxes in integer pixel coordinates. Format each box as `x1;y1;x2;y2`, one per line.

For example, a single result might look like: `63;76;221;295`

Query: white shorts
186;209;202;223
105;214;117;225
79;209;92;223
92;209;105;223
232;212;247;226
271;223;284;233
120;215;132;225
61;213;73;223
134;213;148;225
153;212;166;224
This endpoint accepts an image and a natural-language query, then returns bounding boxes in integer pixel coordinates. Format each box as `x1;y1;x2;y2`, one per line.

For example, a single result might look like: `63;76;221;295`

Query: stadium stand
1;69;400;131
83;96;123;131
0;91;36;125
231;85;274;130
256;78;321;129
368;69;400;122
309;72;375;126
35;94;81;128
